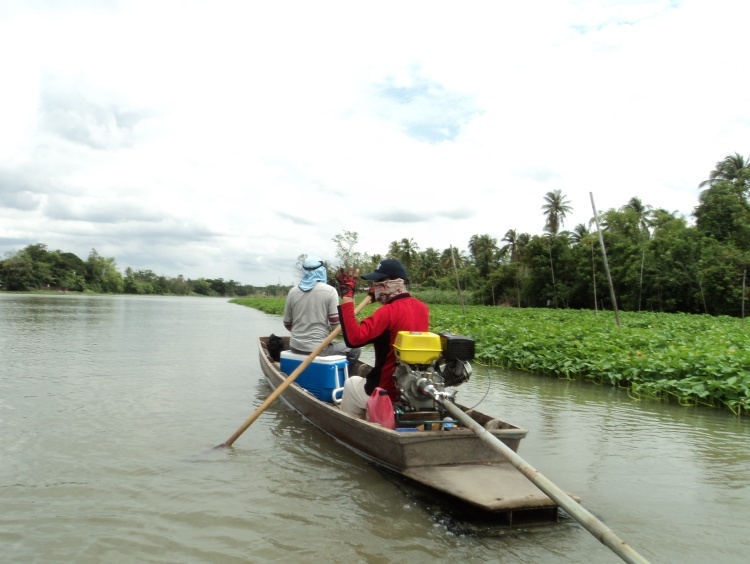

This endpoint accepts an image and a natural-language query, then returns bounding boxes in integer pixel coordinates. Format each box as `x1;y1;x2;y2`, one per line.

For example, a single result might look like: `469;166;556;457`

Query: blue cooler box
279;351;349;403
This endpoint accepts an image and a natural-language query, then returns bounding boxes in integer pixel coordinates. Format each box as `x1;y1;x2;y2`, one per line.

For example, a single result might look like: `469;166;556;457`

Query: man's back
283;283;339;352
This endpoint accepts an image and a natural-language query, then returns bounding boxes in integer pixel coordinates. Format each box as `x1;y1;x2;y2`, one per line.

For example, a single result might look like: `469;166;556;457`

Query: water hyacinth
430;306;750;416
232;298;750;416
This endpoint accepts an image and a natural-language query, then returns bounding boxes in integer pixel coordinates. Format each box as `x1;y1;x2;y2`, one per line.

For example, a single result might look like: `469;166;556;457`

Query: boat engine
392;331;475;411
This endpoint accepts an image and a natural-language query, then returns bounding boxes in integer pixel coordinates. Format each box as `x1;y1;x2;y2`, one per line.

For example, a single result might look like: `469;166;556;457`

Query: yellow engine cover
393;331;442;364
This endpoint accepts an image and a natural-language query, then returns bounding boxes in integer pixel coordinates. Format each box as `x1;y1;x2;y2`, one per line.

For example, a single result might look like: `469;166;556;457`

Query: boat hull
257;337;559;522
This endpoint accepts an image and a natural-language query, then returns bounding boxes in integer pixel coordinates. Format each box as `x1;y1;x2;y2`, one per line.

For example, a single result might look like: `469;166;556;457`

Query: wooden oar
436;397;650;564
217;293;372;448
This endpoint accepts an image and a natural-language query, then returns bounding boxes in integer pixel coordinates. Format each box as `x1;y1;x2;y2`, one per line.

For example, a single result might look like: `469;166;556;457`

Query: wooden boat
258;336;561;524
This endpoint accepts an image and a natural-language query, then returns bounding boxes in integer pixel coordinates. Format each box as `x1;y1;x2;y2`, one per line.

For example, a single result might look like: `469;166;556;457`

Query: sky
1;0;749;286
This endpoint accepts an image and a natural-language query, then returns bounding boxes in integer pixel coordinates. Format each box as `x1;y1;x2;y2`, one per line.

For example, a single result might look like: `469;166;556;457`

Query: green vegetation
231;297;287;315
232;297;750;416
9;152;747;414
328;154;750;318
4;152;749;314
431;306;750;416
0;243;285;297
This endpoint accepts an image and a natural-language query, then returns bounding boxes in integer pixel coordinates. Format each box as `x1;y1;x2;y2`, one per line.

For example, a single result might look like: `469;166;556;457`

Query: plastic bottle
442;417;454;431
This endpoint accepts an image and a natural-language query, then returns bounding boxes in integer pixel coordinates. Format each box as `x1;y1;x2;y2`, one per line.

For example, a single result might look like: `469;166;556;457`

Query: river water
1;294;748;563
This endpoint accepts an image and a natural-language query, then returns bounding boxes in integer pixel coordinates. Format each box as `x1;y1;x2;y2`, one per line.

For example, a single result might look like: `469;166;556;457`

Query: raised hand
335;267;358;298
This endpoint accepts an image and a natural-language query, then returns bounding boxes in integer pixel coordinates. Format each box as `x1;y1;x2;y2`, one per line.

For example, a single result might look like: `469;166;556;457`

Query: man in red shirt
335;258;429;418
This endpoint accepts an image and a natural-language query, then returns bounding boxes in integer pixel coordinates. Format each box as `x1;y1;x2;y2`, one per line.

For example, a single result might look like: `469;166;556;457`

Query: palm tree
699;153;750;193
388;239;419;273
571;223;599;310
417;247;442;281
398;238;419;276
541;189;573;236
468;234;499;278
441;247;467;271
541;190;573;307
440;248;454;272
650;208;679;230
501;229;522;306
387;240;401;258
624;197;653;233
501;229;519;262
570;223;590;245
622;197;654;311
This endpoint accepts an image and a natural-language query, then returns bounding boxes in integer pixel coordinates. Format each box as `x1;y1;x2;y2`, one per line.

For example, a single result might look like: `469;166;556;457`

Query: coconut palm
501;229;519;262
387;238;420;277
468;234;499;278
387;240;401;258
441;247;467;272
571;223;598;311
699;153;750;192
417;247;443;281
623;197;654;236
399;238;419;275
570;223;590;245
501;229;524;306
622;197;654;311
541;189;573;236
541;190;573;307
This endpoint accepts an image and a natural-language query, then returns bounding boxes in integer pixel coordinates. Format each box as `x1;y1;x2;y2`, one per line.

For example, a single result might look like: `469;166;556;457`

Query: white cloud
1;0;749;285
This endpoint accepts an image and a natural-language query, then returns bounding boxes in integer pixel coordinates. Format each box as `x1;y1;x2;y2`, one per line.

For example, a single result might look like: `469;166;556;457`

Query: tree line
0;245;271;297
3;152;748;314
332;153;750;317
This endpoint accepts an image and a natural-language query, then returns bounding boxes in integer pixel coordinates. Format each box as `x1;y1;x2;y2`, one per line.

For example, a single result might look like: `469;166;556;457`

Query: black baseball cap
361;258;408;281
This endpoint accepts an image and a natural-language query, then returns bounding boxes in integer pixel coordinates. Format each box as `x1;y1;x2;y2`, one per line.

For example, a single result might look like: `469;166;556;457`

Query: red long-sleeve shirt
338;294;429;400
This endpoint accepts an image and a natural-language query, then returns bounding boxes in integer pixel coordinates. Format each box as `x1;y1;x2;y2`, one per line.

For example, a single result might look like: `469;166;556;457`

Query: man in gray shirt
283;256;360;365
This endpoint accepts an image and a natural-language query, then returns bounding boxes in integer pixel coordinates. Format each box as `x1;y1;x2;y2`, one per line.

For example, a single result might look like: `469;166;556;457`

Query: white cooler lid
280;350;346;363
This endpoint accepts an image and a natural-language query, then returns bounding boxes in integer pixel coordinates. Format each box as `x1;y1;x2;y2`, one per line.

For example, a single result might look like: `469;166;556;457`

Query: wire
465;364;492;411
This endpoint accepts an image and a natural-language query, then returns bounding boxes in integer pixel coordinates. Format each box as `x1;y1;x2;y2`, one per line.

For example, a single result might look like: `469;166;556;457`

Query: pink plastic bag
366;387;395;429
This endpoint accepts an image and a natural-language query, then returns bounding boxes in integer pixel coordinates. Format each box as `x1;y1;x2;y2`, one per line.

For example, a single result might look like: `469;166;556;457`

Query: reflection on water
1;294;749;563
459;366;750;563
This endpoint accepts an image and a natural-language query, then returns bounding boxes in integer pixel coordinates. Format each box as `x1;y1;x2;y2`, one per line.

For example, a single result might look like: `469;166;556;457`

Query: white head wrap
298;256;327;292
